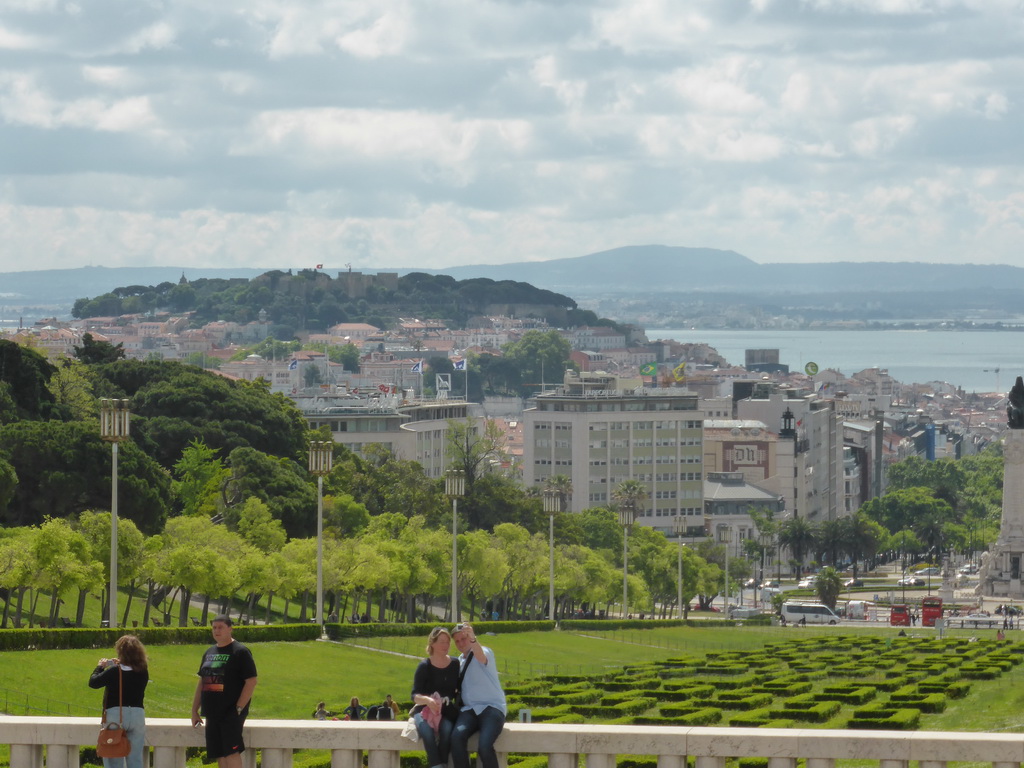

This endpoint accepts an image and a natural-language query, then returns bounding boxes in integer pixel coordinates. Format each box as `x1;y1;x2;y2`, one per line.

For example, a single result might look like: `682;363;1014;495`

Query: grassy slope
2;625;1021;731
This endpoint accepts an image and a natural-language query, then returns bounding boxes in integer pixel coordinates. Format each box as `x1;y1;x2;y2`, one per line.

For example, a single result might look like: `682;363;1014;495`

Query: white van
780;601;839;625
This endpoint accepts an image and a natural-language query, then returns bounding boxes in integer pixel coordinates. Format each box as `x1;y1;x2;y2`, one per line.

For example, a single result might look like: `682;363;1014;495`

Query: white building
523;371;704;535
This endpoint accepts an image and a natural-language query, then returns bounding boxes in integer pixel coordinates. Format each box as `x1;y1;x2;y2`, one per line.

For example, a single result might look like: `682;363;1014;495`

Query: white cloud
118;21;177;54
0;24;42;49
1;0;1024;272
0;74;157;132
232;109;533;179
81;65;134;88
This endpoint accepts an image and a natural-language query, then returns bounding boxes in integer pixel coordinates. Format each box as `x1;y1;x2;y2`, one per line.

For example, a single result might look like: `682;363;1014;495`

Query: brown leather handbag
96;666;132;759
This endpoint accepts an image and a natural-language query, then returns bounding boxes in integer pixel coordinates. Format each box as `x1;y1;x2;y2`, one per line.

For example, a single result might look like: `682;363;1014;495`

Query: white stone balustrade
1;718;1023;768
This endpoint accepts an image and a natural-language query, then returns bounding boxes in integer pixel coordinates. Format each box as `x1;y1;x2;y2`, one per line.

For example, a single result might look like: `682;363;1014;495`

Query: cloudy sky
1;0;1022;273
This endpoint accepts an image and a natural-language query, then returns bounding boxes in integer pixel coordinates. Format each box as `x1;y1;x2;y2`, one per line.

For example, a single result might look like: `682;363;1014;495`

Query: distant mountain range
428;246;1024;295
3;246;1024;319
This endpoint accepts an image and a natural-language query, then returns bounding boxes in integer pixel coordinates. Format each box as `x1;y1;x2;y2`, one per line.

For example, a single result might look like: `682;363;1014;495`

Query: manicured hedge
631;709;721;726
814;686;877;705
888;692;947;713
514;690;601;707
328;620;554;640
559;619;734;631
711;693;774;711
570;697;657;717
848;707;921;730
775;699;841;722
0;623;321;651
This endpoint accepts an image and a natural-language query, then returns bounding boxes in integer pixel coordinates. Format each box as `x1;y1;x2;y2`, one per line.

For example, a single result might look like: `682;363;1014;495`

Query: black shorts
205;709;246;759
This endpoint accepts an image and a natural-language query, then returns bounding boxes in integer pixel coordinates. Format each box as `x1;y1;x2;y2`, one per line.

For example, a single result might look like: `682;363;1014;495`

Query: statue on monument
1008;376;1024;428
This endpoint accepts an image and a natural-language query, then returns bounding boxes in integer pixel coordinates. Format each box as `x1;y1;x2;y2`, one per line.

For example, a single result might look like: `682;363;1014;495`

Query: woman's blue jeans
414;711;454;768
102;706;146;768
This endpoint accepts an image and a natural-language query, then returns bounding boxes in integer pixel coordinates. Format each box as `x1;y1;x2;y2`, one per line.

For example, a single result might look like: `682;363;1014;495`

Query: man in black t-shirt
191;615;259;768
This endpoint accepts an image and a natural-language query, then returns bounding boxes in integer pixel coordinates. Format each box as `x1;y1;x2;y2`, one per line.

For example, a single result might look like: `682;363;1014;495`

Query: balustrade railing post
9;744;43;768
656;754;686;768
44;743;79;768
152;745;187;768
260;747;293;768
585;753;615;768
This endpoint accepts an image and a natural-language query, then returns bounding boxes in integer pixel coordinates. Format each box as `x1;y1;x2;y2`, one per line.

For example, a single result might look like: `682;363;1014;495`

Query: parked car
844;578;864;588
897;576;925;587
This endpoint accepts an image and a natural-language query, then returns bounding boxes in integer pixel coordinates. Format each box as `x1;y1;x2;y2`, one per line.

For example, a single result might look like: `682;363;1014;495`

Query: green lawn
1;624;1016;721
3;626;1024;768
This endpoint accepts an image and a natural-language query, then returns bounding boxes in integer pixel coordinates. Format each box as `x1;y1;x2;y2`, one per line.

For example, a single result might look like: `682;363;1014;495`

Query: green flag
640;362;657;376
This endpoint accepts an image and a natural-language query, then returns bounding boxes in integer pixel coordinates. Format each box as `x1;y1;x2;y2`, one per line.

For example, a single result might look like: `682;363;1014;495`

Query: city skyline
1;1;1022;273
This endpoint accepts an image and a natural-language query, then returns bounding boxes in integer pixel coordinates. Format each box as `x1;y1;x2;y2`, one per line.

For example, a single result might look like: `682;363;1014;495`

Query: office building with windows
523;371;704;535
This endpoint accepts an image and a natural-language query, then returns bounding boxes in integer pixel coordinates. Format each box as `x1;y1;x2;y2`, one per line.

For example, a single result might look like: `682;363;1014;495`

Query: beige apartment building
523;372;704;535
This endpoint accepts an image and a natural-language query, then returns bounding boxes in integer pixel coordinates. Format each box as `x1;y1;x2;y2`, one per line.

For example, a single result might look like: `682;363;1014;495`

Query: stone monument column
979;376;1024;597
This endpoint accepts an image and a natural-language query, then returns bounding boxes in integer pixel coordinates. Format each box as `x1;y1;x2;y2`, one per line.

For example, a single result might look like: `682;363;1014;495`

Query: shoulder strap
458;650;474;687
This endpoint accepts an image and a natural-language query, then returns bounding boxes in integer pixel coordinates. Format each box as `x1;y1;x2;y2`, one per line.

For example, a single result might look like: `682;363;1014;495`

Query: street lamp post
618;501;638;618
308;440;334;636
543;490;560;621
718;523;731;613
674;516;686;619
446;469;465;622
99;398;130;629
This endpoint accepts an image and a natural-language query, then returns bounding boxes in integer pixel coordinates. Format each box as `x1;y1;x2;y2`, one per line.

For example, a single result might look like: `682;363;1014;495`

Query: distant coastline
653;328;1020;394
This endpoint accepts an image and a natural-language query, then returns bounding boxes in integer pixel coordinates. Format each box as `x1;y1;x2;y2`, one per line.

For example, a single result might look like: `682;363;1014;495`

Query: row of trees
743;450;1003;590
1;504;736;629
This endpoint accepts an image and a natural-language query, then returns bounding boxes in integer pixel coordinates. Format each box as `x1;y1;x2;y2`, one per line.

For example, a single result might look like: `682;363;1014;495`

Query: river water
652;329;1024;394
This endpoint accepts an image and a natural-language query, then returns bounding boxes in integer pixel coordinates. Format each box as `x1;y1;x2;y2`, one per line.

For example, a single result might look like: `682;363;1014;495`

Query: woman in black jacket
89;634;149;768
411;627;461;768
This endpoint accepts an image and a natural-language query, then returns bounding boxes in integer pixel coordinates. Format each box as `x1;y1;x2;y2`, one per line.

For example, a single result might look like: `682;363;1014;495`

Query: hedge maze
503;635;1022;731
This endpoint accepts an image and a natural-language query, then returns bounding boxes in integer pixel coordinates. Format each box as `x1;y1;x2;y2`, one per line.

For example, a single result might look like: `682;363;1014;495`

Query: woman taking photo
411;627;460;768
88;634;149;768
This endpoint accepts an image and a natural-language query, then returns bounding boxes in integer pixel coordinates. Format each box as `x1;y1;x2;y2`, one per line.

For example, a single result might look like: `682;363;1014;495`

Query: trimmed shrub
888;692;947;714
849;707;921;730
507;756;549;768
571;698;656;717
755;681;812;696
2;623;321;651
516;691;601;707
632;709;721;726
814;686;876;705
662;682;715;698
774;700;841;723
527;704;575;722
712;693;774;711
945;680;971;699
